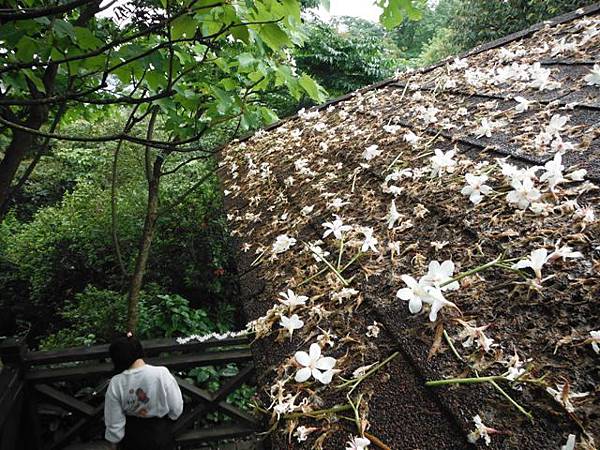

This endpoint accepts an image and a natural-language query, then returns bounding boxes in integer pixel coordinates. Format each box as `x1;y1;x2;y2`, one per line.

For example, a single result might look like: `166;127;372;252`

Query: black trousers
120;416;175;450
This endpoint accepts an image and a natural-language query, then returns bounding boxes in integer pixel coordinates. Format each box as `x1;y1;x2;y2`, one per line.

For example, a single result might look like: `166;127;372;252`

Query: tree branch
0;1;222;74
0;0;101;21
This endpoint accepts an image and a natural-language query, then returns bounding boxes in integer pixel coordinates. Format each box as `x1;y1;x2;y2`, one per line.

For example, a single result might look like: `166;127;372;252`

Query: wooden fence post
0;337;42;450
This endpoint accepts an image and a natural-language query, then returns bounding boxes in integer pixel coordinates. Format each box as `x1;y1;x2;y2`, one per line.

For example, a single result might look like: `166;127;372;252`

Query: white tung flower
362;144;382;161
430;149;457;177
539;153;565;189
404;130;420;145
512;248;549;279
331;287;359;303
359;227;379;253
366;321;381;338
294;343;337;384
418;105;439;125
308;241;330;262
548;244;583;262
272;234;297;254
387;199;402;229
514;96;531;113
546;384;589;413
294;426;315;443
546;114;570;135
467;415;494;446
345;436;370;450
566;168;587;181
420;260;460;291
328;197;350;210
279;289;308;309
589;330;600;354
396;275;458;322
584;63;600;86
456;320;494;353
383;124;402;134
301;205;315;216
279;314;304;337
561;434;576;450
506;178;541;209
322;215;352;240
474;118;500;138
461;173;492;204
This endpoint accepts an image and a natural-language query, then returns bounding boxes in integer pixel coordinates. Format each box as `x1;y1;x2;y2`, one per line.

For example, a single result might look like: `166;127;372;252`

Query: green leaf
15;36;37;61
259;106;278;124
258;23;289;51
172;14;197;40
23;69;45;93
220;78;237;91
379;0;421;29
237;53;255;71
74;27;102;50
298;74;325;102
53;19;75;39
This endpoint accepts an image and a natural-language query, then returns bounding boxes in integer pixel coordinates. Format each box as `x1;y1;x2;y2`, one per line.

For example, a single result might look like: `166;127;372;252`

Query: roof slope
222;5;600;450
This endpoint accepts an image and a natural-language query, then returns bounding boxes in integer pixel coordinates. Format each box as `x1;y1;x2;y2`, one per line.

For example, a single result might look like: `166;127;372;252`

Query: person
104;333;184;449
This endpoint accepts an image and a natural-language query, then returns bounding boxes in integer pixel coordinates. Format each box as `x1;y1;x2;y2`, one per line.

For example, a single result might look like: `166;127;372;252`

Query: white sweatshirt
104;364;184;443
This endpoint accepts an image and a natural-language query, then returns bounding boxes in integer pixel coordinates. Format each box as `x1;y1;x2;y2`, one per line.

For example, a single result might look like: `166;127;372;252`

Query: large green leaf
52;19;75;39
74;27;102;50
378;0;421;30
298;74;325;102
172;14;197;40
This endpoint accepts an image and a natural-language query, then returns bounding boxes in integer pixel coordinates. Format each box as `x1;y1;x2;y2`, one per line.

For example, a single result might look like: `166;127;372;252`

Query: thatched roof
221;4;600;449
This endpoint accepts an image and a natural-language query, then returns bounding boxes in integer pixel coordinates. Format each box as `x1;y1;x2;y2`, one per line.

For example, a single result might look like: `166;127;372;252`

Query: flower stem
426;375;506;386
283;403;352;420
489;379;534;422
297;267;328;287
443;330;464;362
305;242;348;286
337;236;345;270
337;352;400;394
440;254;502;288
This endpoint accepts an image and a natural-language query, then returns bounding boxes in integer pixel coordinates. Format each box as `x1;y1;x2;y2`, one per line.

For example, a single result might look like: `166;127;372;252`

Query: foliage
405;0;598;66
294;17;401;97
39;284;221;350
417;27;461;66
0;116;237;340
447;0;597;51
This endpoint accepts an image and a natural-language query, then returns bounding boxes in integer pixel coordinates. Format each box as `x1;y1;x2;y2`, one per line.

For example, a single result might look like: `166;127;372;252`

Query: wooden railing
0;335;261;450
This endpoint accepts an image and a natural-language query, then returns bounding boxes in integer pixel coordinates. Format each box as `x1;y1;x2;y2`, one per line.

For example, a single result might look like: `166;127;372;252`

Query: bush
39;285;222;350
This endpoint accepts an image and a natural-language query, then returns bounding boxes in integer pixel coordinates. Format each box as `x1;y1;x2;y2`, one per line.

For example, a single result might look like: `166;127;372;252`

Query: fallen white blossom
294;343;337;384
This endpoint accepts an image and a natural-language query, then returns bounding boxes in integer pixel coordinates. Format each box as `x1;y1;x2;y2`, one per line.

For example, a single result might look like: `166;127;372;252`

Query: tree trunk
126;163;162;332
0;130;35;219
126;108;161;332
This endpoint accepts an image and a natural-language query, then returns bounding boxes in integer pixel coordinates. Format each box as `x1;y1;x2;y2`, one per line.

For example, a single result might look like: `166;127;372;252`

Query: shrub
39;285;220;350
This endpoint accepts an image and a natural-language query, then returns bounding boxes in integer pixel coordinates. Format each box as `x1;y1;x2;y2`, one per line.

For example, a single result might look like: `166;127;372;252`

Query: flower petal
309;343;321;360
408;296;423;314
317;369;335;385
396;288;413;301
295;367;311;383
295;351;310;367
316;356;336;371
400;274;418;289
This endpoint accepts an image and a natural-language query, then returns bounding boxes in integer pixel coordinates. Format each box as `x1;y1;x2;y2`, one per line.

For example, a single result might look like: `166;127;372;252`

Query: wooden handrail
23;334;251;366
25;348;253;382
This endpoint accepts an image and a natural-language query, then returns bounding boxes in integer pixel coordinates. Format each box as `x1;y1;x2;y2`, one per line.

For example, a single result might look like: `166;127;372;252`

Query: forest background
0;0;595;354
